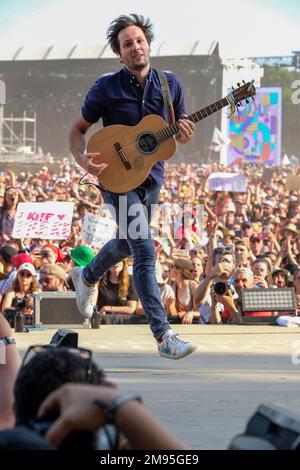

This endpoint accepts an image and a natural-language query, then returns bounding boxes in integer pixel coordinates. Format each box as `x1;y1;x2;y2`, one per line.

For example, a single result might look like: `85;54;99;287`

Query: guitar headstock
231;79;256;105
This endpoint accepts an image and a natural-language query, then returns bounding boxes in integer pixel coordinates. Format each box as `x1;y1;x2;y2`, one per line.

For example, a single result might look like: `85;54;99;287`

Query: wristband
0;337;16;346
93;392;142;424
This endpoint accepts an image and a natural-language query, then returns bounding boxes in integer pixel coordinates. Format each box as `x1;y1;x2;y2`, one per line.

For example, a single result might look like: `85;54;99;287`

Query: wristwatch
0;336;16;346
93;392;142;424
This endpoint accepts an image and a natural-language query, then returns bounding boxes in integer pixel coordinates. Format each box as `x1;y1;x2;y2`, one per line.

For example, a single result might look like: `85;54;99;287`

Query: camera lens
214;282;228;296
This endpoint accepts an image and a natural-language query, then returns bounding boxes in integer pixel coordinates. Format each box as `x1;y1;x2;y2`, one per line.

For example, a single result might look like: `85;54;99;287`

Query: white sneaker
71;266;96;318
157;332;197;360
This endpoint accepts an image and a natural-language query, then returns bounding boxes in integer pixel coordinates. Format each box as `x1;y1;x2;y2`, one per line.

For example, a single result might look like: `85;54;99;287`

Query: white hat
17;262;37;277
155;261;165;284
263;200;274;208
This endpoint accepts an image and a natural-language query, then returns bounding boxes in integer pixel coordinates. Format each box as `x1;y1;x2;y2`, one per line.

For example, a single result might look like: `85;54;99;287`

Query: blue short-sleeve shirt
81;67;186;186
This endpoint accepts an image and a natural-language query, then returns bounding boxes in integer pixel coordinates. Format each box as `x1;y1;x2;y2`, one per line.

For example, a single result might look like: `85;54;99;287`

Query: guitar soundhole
137;132;158;155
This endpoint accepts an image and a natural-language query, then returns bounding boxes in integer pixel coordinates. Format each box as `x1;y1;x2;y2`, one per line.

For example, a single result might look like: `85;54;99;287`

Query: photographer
0;314;21;429
252;258;270;288
1;263;40;325
195;248;235;324
211;282;239;324
10;345;187;450
36;383;188;450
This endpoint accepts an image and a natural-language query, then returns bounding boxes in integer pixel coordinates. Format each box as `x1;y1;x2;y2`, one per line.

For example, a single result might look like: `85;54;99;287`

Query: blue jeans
83;176;171;338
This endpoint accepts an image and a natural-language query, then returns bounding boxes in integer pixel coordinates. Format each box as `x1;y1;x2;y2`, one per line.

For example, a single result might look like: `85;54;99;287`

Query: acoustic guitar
87;80;256;193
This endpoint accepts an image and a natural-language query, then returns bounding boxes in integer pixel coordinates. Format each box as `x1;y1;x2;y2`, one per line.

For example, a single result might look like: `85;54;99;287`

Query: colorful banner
13;202;74;239
227;87;282;166
208;172;247;192
81;214;116;249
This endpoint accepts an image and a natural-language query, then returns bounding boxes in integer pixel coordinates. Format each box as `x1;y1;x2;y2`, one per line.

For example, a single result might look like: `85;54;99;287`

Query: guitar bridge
114;142;131;170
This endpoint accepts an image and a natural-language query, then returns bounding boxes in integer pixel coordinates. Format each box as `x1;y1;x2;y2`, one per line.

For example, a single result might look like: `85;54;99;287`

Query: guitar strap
157;70;175;125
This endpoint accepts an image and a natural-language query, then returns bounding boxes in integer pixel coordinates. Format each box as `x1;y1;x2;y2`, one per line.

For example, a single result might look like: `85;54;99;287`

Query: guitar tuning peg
251;96;255;102
237;82;240;87
232;86;235;91
245;98;249;104
242;80;245;84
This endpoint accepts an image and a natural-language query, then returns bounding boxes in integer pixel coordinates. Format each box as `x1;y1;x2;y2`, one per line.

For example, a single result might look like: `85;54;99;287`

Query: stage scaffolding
0;106;37;157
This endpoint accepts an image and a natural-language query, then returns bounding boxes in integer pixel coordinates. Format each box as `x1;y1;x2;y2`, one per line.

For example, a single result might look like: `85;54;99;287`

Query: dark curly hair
14;347;105;425
106;13;154;55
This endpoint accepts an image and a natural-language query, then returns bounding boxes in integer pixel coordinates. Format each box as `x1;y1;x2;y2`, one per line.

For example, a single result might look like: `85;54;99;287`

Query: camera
30;414;98;449
30;414;119;450
214;281;230;296
14;297;27;310
14;296;33;326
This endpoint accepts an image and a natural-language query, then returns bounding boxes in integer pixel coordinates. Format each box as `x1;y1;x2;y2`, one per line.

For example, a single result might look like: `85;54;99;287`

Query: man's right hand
79;152;108;176
37;383;121;448
208;263;231;280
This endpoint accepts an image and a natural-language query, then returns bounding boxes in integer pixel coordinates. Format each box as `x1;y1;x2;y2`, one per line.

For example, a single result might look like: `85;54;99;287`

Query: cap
271;268;289;278
42;244;65;262
12;253;33;269
0;245;18;264
283;223;298;234
262;200;275;208
39;264;66;281
242;221;252;229
70;246;95;267
17;262;37;277
250;233;263;242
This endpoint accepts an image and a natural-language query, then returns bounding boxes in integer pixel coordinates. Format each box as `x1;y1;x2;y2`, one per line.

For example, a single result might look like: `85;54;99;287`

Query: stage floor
15;324;300;450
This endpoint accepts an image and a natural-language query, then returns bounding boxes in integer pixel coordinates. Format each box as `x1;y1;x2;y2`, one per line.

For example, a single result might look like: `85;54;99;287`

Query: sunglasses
22;344;93;383
39;276;55;285
213;245;234;255
19;271;33;279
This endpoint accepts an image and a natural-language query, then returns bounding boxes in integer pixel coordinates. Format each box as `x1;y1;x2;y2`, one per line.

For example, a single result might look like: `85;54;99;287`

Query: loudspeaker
50;329;78;348
33;292;85;328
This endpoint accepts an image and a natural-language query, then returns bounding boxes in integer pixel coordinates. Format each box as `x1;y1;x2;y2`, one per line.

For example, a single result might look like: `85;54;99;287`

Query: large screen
227;87;282;166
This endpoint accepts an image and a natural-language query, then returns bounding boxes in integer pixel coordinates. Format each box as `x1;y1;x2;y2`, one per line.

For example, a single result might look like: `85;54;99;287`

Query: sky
0;0;299;59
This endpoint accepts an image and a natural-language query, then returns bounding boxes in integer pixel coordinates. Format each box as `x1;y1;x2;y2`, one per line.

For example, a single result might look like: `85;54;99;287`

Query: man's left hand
176;115;195;143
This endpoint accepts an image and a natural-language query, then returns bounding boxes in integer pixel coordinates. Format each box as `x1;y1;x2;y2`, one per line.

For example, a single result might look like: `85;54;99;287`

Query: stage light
238;288;296;324
229;404;300;450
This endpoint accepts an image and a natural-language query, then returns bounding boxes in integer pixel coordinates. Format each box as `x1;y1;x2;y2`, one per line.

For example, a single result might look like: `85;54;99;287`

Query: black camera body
30;415;98;449
214;281;231;296
14;297;28;311
30;414;119;450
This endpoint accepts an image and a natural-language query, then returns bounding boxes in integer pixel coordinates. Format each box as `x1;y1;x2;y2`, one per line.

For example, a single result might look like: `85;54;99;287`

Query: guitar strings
113;121;183;155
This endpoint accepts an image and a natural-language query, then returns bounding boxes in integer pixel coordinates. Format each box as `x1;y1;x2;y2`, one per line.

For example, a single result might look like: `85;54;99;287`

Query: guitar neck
155;96;230;143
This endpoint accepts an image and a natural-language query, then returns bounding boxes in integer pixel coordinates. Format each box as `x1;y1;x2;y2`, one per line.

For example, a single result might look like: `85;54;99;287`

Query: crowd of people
1;160;300;326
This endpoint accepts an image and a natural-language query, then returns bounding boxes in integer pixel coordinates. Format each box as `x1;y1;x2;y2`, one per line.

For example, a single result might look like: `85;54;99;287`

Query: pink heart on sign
57;214;65;221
